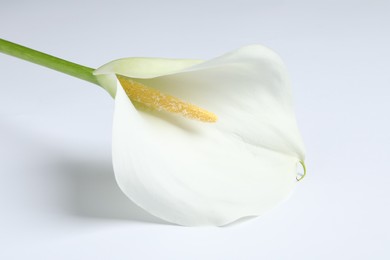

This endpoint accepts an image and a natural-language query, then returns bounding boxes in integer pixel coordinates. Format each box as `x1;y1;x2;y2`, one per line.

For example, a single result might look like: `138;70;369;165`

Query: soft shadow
221;216;258;227
137;108;201;134
55;158;170;225
1;117;170;226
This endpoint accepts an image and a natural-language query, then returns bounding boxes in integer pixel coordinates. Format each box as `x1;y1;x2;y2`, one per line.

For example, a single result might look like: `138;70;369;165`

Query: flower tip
204;112;218;123
210;114;218;123
187;110;218;123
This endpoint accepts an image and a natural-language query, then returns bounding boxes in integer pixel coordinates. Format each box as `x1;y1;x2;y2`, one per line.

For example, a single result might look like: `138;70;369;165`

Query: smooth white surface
0;0;389;259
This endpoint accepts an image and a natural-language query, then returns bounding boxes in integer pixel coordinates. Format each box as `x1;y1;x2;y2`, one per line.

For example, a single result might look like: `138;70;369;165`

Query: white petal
94;58;203;97
106;45;305;226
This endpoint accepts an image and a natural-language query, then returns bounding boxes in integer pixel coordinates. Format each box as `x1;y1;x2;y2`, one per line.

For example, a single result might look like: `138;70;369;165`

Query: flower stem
0;38;99;85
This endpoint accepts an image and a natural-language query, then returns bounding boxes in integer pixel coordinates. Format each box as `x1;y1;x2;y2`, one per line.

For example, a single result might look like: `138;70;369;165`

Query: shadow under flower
54;157;171;225
1;116;172;226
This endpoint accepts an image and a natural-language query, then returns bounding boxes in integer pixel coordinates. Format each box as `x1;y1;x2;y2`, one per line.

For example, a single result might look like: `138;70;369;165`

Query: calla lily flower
0;39;306;226
93;45;306;226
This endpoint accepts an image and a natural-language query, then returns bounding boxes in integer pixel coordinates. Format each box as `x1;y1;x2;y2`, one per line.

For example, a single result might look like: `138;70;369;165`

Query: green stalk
0;38;99;85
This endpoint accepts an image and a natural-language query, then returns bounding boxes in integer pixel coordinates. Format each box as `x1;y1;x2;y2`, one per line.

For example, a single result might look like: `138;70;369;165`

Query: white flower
93;45;306;226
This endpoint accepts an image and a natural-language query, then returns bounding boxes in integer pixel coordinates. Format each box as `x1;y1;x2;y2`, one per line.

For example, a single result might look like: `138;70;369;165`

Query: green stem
0;38;99;85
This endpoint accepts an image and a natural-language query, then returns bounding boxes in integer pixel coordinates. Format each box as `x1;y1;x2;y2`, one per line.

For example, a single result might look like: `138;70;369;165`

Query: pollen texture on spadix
117;75;218;123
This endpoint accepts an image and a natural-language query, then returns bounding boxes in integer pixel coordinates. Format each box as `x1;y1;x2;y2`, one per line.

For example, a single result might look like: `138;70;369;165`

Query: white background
1;0;389;259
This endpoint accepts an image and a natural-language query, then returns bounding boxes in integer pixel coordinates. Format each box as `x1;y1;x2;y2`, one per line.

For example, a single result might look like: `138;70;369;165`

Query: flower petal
105;45;305;226
94;58;203;96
